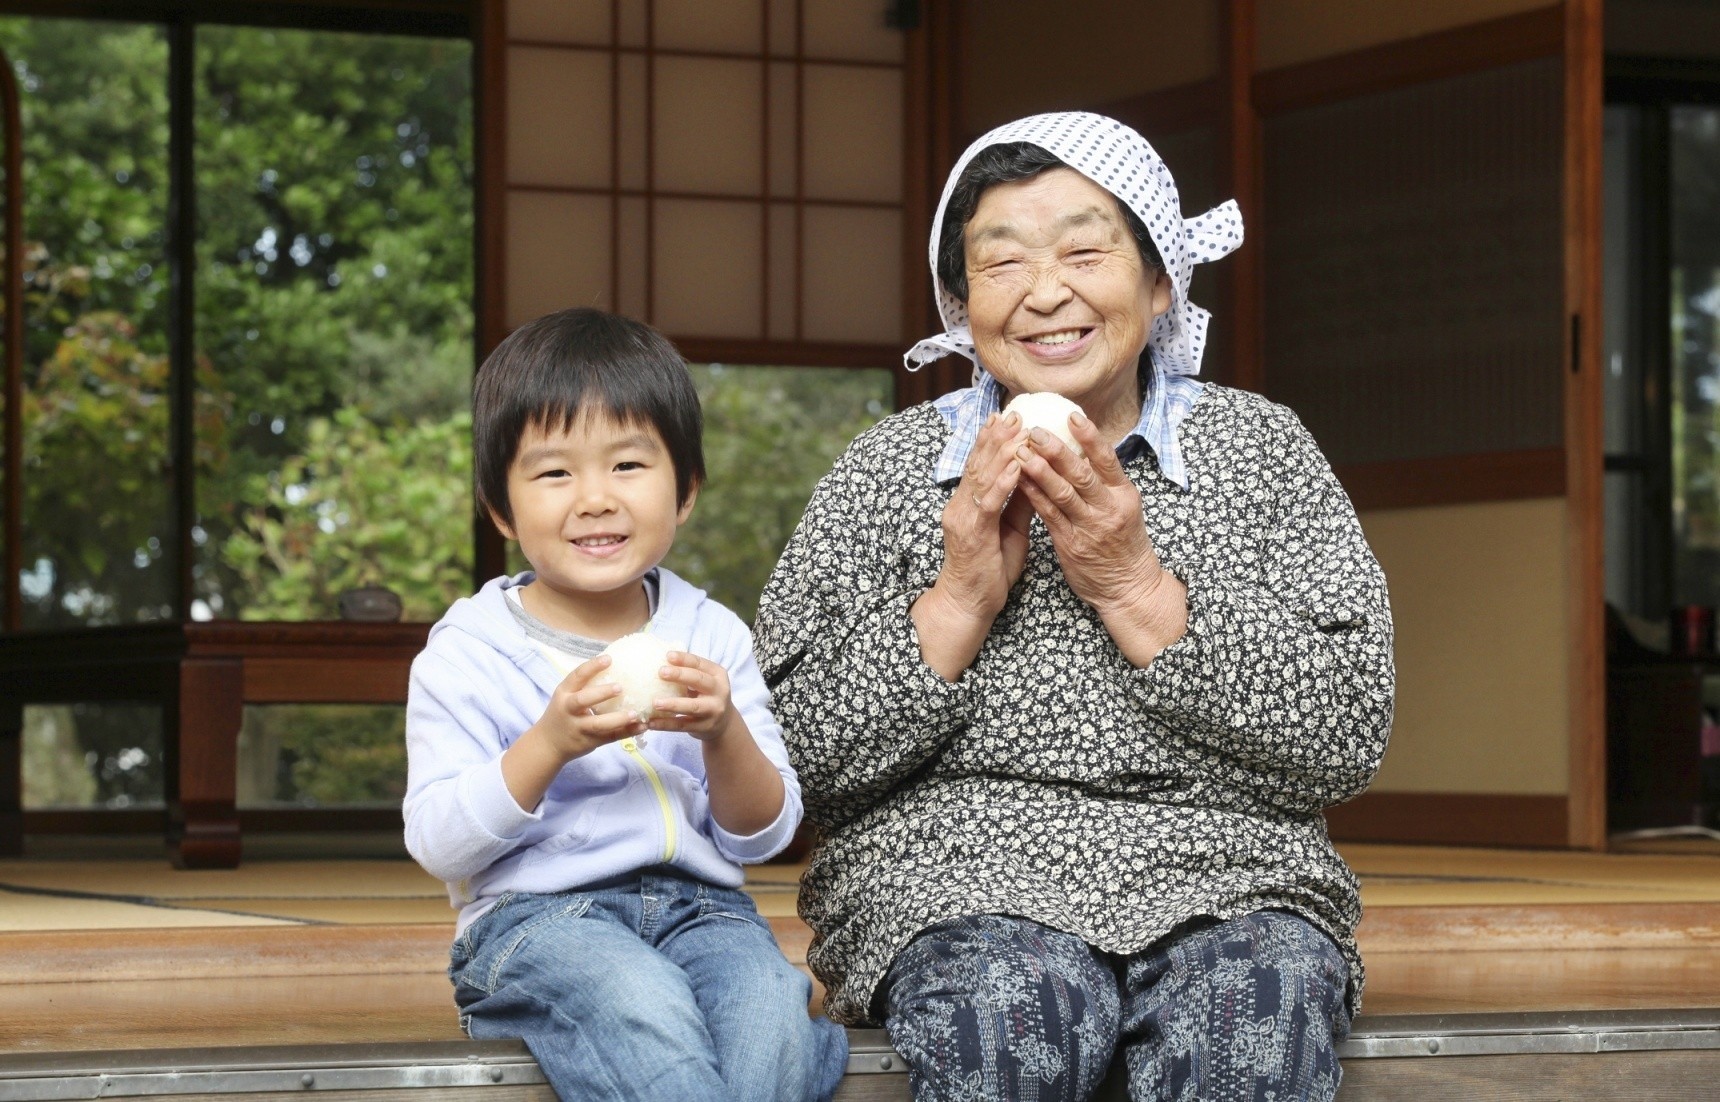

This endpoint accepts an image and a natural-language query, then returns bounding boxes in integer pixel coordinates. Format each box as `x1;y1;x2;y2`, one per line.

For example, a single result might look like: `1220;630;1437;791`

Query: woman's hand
1013;411;1188;665
911;411;1036;680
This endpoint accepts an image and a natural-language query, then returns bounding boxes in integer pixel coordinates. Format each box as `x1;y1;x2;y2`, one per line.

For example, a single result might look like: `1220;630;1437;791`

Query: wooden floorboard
2;842;1717;1067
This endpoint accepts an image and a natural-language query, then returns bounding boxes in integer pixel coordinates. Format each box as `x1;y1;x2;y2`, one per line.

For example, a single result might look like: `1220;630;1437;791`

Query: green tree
221;407;472;621
668;364;890;622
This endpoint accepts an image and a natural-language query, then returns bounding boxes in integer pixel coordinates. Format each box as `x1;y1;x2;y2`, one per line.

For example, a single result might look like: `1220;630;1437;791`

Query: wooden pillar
1222;0;1263;395
896;0;967;410
1564;0;1607;850
473;0;508;583
167;658;244;869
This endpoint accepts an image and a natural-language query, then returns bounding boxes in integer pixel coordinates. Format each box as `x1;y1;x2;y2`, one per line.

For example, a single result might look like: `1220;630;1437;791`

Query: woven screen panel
1149;125;1231;386
1262;58;1564;466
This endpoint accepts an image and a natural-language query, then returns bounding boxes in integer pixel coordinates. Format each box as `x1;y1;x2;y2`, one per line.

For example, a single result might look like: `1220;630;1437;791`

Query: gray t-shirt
504;571;661;669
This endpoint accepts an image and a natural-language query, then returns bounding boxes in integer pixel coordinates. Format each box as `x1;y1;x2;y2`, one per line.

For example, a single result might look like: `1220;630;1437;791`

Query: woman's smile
1014;325;1098;361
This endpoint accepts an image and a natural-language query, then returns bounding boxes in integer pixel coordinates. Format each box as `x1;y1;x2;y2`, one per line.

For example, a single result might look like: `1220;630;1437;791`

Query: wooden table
0;621;428;868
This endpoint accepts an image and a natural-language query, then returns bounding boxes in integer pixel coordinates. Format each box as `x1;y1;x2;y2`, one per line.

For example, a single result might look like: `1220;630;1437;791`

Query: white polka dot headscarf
905;111;1244;379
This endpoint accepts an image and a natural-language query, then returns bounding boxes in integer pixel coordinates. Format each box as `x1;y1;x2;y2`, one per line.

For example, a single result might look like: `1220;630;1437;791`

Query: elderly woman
754;112;1393;1101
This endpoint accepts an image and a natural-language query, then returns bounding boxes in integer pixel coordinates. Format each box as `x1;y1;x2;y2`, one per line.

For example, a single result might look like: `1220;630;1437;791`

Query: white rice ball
1004;391;1085;456
593;632;677;722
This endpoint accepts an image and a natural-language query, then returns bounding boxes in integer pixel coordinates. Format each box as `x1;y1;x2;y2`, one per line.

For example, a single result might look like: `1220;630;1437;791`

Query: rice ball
1004;391;1086;456
593;632;677;722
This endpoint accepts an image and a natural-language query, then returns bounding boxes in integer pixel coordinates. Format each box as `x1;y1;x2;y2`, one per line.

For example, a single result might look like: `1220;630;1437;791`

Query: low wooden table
0;621;428;868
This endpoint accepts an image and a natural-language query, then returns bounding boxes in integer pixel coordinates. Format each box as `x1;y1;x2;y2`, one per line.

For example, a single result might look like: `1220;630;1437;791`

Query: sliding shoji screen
501;0;907;352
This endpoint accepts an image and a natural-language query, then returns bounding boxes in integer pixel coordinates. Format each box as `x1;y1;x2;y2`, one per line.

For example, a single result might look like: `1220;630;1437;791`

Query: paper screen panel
768;61;797;198
618;0;647;48
508;0;610;45
617;196;648;320
1146;126;1229;384
506;192;612;327
618;52;648;191
654;0;762;53
769;202;797;340
803;65;903;203
653;199;763;337
654;57;763;195
507;47;610;188
803;206;902;343
769;0;797;55
803;0;903;62
1262;58;1565;465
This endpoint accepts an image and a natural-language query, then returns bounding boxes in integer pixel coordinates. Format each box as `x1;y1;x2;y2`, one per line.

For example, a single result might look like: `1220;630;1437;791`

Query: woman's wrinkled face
963;167;1171;432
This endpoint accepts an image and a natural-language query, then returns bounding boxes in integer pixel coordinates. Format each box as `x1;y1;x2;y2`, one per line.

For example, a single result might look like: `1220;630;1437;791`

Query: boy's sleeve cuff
710;786;801;864
461;757;541;841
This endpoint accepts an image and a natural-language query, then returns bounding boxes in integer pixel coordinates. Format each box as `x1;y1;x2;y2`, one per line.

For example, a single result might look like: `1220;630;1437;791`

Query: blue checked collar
932;366;1202;491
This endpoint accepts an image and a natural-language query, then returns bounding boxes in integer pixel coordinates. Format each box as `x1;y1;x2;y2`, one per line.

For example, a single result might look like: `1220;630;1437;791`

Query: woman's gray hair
933;141;1165;303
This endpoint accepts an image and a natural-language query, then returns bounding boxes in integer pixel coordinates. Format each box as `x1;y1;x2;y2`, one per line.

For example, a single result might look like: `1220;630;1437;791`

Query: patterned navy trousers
882;912;1350;1102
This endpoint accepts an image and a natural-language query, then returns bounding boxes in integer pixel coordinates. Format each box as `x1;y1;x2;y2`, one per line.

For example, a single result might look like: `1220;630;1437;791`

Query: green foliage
2;17;474;804
241;704;407;807
667;365;890;622
222;408;473;622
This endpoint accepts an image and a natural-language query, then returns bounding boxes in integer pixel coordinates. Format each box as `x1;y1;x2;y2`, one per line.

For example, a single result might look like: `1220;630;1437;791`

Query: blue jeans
449;869;848;1102
883;912;1350;1102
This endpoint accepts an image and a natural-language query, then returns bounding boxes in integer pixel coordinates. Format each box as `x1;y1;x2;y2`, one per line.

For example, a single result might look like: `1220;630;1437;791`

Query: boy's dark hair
473;307;705;529
936;141;1164;303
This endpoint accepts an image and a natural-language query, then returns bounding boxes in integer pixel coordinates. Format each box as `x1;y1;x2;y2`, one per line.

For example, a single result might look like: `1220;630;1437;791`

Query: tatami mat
0;841;1715;932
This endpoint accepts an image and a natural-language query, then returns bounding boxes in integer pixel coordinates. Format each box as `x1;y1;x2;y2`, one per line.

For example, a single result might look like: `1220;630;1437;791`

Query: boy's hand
532;655;647;760
648;651;744;743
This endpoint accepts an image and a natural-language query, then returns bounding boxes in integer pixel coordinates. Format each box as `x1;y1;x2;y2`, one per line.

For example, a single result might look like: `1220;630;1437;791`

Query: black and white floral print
753;384;1394;1026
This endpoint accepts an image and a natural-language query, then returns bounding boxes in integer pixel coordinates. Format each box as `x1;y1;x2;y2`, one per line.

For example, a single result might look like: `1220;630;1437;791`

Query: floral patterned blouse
753;384;1395;1026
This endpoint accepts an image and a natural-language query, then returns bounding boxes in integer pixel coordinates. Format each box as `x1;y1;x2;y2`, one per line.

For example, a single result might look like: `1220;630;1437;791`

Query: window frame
0;0;481;629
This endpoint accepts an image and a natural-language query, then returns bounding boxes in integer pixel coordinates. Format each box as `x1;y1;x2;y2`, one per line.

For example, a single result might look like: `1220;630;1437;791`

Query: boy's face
493;409;695;631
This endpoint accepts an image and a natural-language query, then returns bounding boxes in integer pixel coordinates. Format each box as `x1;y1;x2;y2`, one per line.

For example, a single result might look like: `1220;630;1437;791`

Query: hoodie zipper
621;737;677;862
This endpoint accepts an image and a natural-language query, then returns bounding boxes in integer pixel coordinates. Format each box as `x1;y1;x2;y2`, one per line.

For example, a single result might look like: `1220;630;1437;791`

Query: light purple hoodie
403;569;802;934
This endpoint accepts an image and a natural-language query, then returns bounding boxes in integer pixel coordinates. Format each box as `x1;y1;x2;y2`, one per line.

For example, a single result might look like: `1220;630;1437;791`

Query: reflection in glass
1671;107;1720;608
237;704;405;807
22;703;163;809
193;26;474;622
0;19;173;628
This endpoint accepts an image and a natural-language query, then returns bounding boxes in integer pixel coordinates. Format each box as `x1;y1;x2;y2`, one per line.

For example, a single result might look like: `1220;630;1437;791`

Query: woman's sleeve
753;428;972;830
1127;403;1395;814
402;650;539;885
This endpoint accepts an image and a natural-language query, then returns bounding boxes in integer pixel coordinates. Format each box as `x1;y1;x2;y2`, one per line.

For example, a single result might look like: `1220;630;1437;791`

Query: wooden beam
1564;0;1607;852
1326;791;1568;848
671;337;904;370
1336;448;1565;512
1253;5;1565;117
1099;78;1223;140
1222;0;1263;394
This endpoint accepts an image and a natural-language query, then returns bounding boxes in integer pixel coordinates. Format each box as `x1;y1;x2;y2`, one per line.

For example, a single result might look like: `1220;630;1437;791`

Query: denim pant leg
882;914;1121;1102
1117;911;1351;1102
656;878;849;1102
449;890;733;1102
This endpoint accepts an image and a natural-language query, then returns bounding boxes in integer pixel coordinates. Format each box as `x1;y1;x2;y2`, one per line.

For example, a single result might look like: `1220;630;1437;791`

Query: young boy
404;307;846;1102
